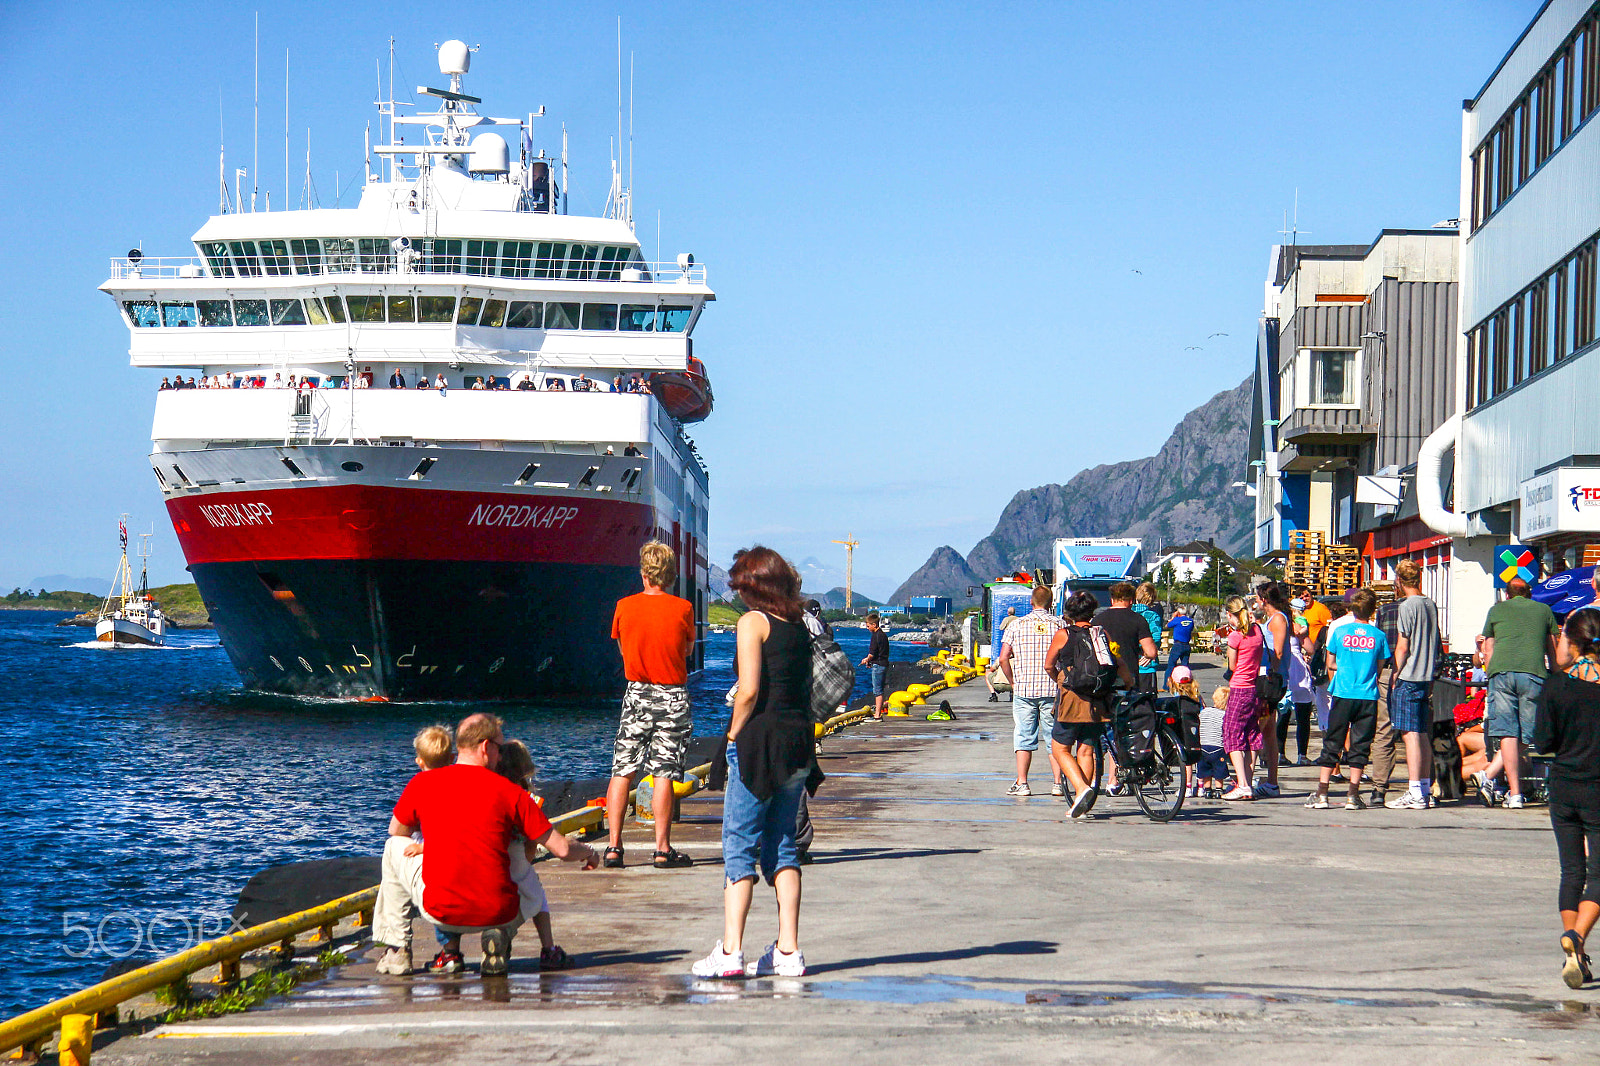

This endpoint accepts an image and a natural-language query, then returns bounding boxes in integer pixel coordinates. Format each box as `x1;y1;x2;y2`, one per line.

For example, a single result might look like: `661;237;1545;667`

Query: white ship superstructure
99;40;713;699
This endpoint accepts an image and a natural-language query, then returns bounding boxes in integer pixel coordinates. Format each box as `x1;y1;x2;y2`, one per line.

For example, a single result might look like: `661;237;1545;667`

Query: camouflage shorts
611;682;692;778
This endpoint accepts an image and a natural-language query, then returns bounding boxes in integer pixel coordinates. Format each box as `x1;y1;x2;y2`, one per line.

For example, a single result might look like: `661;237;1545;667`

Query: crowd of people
158;369;657;393
990;563;1600;989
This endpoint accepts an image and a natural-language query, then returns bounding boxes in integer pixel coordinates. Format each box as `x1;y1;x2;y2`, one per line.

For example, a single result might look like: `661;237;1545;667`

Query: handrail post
57;1016;92;1066
218;957;241;984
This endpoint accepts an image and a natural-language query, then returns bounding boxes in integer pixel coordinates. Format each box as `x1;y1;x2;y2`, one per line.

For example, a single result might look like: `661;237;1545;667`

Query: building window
1296;348;1358;408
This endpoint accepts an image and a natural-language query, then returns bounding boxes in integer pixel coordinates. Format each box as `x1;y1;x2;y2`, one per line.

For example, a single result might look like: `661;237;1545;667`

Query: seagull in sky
1208;332;1229;339
1184;346;1202;351
1130;268;1142;275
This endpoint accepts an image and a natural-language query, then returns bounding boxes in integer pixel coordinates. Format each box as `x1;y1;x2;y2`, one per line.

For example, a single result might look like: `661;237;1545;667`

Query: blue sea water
0;610;888;1016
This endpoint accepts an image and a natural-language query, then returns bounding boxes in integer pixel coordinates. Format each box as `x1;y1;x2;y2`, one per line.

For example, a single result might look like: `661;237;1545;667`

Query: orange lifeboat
648;355;714;423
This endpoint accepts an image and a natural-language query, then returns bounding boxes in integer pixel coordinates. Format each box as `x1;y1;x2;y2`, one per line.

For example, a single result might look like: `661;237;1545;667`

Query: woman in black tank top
692;547;815;979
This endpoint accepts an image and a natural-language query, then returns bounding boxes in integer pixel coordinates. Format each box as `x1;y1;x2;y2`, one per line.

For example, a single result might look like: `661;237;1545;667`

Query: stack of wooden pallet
1324;545;1362;595
1285;531;1326;592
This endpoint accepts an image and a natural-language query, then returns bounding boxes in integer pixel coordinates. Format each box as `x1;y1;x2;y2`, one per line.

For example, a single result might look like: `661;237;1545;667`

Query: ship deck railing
109;258;708;286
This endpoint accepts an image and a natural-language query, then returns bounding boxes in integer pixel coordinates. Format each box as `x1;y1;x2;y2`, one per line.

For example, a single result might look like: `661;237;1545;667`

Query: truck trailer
1051;538;1145;610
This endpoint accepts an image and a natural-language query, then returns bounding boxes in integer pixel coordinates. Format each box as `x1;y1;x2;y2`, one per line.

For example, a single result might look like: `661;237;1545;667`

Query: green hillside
7;582;213;628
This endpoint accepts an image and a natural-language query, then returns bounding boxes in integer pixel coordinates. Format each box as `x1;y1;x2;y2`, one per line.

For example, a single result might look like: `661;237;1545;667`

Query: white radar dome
468;133;508;174
438;40;471;76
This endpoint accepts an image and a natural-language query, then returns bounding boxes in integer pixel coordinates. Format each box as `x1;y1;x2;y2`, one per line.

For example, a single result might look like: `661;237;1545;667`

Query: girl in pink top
1222;598;1266;800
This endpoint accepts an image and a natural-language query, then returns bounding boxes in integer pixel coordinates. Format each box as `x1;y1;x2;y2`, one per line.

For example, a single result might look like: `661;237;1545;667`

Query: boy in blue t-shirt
1305;589;1390;812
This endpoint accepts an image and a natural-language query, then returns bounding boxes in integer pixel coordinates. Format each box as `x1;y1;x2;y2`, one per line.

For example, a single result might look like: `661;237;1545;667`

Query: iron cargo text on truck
468;503;579;529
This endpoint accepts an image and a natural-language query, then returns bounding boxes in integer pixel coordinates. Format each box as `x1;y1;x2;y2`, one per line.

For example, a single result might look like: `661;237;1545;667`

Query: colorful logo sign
1494;544;1536;589
1571;485;1600;511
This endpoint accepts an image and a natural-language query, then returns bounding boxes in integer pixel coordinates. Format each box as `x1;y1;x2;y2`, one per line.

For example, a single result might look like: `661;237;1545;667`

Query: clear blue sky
0;1;1534;598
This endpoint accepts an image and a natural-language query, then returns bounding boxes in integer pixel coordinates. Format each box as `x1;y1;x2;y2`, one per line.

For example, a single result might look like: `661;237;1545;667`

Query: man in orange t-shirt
604;541;696;870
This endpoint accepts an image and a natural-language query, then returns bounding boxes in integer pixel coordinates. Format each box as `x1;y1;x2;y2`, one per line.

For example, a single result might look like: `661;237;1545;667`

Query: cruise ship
101;40;712;700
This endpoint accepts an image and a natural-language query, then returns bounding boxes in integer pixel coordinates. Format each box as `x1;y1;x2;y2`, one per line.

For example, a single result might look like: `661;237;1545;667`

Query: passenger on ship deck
574;372;593;392
613;374;625;392
471;376;486;390
389;369;406;389
517;375;537;391
416;376;430;389
546;377;566;391
624;443;642;457
222;371;236;389
373;712;599;977
158;377;171;390
434;373;448;392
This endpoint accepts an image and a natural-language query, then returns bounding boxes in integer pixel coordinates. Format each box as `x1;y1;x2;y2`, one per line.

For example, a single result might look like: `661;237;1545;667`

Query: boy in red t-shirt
603;542;696;870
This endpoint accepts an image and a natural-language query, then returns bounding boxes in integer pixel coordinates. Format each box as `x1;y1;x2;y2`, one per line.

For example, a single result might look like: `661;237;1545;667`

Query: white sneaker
1051;781;1065;797
1068;787;1096;820
1385;791;1429;810
375;946;412;975
1506;794;1526;809
1006;781;1032;797
691;940;745;978
748;942;806;977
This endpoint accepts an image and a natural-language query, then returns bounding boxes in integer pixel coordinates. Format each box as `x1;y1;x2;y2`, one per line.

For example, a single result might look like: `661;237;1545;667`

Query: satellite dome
468;133;508;174
438;40;470;76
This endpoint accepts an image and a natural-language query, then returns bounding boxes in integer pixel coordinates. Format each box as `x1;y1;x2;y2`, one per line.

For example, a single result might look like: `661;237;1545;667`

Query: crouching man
374;712;599;976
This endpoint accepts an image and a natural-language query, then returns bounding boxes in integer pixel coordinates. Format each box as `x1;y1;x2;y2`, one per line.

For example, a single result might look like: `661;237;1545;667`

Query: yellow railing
3;670;974;1060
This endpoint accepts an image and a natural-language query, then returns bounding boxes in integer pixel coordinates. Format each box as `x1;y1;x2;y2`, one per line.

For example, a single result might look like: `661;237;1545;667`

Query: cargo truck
1050;538;1145;610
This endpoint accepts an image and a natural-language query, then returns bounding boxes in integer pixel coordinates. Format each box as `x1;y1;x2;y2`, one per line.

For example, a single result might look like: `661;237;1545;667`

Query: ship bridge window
534;242;566;278
417;296;455;323
596;245;630;281
660;305;693;333
345;296;385;323
507;301;542;329
303;297;329;326
545;301;580;330
270;299;307;326
387;295;415;323
123;300;160;328
499;241;534;278
234;299;269;326
565;243;600;280
197;300;233;327
322;294;346;323
228;241;262;277
260;240;291;276
457;296;483;325
479;299;507;328
582;303;618;331
160;301;198;328
357;238;394;273
323;238;355;274
290;238;322;274
422;238;462;273
465;239;498;276
620;304;655;332
199;242;233;277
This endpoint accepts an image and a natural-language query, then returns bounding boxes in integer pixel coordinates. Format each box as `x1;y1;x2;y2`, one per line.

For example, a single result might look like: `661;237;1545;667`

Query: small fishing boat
96;518;167;647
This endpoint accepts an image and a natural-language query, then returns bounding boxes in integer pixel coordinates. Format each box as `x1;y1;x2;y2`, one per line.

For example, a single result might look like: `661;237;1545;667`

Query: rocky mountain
803;586;885;611
708;563;730;600
888;546;983;607
892;376;1254;603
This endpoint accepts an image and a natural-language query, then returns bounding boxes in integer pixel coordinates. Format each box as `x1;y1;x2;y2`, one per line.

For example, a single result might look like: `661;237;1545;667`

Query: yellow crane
831;535;860;614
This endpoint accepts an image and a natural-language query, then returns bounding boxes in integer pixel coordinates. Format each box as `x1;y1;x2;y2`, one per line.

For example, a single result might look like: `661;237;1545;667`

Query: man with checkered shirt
997;584;1067;797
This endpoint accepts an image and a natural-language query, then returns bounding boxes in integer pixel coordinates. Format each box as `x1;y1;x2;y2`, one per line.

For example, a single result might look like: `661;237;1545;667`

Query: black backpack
1057;625;1119;699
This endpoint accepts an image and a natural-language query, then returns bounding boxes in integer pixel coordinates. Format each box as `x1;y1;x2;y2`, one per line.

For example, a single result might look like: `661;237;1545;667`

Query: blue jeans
721;742;807;885
1487;671;1543;747
1012;695;1054;751
1163;642;1191;686
870;664;887;696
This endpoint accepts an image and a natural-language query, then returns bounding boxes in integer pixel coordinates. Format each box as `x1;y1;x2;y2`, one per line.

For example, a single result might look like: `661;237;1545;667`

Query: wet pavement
90;655;1600;1064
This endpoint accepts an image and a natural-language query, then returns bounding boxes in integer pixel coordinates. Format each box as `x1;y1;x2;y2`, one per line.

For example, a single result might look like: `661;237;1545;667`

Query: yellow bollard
58;1014;92;1066
943;670;963;686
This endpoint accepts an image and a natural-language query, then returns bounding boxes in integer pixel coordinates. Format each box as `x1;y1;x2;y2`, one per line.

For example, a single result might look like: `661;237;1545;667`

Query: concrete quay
92;655;1599;1064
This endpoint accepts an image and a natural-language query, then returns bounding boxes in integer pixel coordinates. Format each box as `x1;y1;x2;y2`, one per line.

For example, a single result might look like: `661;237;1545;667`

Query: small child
1168;667;1204;797
494;740;576;971
414;724;453;771
1194;686;1230;798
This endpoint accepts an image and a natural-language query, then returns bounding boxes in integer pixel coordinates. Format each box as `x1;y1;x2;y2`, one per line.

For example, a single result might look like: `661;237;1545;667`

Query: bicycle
1065;692;1190;822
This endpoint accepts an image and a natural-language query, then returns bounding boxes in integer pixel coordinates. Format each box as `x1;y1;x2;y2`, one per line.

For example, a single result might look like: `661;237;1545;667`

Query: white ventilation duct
1417;413;1472;537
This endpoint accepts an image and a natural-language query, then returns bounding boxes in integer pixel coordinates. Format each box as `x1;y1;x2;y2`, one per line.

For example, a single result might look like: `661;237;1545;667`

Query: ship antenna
284;47;290;212
252;11;258;212
561;125;568;215
628;49;635;229
219;89;229;214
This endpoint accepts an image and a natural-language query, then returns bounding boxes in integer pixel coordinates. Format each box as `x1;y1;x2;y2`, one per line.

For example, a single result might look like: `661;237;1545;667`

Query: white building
1146;541;1214;585
1420;0;1600;646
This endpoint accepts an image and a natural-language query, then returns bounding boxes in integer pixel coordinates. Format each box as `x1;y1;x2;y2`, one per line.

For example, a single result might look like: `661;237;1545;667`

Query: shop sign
1519;467;1600;540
